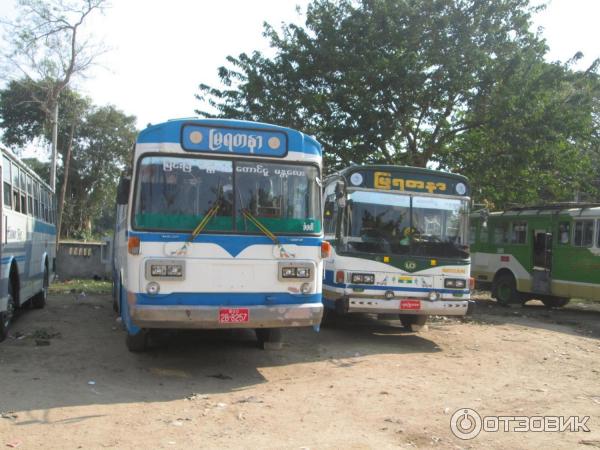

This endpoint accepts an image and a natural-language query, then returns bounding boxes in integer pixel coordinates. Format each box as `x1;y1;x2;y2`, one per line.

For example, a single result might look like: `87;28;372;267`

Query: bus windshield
344;190;469;258
133;156;321;234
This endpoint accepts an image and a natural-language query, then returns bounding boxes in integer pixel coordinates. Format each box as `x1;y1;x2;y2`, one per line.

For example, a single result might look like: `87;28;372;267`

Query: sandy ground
0;292;599;449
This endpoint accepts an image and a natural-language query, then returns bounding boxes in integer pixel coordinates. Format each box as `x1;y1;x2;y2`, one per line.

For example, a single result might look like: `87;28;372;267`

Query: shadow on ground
0;293;439;413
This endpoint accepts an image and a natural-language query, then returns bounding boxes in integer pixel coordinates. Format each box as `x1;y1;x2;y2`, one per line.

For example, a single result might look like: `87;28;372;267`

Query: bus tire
398;314;428;331
0;277;18;342
31;265;49;309
126;329;148;352
256;328;282;350
492;273;521;305
541;296;570;308
112;278;120;313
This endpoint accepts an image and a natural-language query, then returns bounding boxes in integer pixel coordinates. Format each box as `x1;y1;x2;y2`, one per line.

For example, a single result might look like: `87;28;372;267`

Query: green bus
470;204;600;307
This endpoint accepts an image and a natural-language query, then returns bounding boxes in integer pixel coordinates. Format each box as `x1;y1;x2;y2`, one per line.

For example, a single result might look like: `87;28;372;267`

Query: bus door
532;230;553;294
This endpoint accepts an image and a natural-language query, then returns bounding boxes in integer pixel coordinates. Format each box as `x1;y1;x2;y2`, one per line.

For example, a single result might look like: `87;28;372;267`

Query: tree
60;105;136;238
439;57;600;207
1;0;108;189
197;0;547;172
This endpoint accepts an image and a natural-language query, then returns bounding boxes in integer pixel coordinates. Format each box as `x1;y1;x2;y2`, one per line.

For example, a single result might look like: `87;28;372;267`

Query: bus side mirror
116;177;131;205
335;181;346;207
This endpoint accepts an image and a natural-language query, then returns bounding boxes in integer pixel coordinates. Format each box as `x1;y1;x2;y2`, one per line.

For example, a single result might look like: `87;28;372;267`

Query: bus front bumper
130;303;323;329
344;297;470;316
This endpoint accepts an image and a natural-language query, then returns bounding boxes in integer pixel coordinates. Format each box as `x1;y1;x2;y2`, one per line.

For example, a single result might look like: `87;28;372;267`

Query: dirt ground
1;292;599;449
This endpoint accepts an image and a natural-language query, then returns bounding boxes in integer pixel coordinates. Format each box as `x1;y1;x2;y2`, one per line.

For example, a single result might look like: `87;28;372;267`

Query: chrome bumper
130;303;323;329
347;297;470;316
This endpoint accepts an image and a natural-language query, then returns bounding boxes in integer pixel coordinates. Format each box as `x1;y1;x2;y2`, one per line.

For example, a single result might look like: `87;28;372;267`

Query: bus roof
1;146;54;192
474;203;600;218
136;118;322;157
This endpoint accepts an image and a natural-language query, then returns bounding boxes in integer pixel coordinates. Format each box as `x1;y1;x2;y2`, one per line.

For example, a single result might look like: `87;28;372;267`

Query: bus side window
511;221;527;244
573;220;593;247
494;222;509;244
2;156;11;209
469;223;476;244
558;222;570;244
26;175;33;216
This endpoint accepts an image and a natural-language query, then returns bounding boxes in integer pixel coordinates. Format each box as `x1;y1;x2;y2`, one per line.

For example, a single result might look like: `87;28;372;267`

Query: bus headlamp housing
351;273;375;284
444;278;466;289
278;262;314;281
145;260;185;280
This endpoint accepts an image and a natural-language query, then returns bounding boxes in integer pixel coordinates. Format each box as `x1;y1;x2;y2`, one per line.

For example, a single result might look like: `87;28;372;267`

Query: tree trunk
56;121;76;247
50;101;59;191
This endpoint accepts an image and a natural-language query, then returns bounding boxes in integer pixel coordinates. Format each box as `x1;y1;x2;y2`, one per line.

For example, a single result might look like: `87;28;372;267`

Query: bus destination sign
181;124;288;157
347;169;469;196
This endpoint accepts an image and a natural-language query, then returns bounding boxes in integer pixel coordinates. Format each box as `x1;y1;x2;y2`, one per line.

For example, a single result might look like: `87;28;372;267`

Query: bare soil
1;292;599;449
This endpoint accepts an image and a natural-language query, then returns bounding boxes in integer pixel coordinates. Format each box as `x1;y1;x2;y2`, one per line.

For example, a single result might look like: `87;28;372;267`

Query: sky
0;0;599;132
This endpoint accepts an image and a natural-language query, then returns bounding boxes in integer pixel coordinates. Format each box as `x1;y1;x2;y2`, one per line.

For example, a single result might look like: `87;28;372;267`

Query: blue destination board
181;124;288;156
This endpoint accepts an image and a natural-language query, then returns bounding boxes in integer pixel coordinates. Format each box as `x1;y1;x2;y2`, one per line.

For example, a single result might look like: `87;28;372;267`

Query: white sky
0;0;599;132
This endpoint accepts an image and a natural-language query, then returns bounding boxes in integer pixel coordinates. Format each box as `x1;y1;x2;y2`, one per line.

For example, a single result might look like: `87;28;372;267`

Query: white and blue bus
322;165;473;329
0;148;56;341
113;119;326;351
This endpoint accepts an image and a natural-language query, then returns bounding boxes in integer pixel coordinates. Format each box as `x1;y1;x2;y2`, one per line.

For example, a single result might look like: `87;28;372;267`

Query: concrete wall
56;240;112;280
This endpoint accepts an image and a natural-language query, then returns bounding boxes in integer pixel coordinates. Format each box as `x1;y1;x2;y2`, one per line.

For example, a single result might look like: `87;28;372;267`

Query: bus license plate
219;308;249;323
400;300;421;310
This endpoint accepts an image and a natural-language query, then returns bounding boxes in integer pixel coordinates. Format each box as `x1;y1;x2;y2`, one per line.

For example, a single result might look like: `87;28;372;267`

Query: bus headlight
146;282;160;295
444;278;466;289
278;263;313;281
146;260;185;280
351;273;375;284
300;282;311;294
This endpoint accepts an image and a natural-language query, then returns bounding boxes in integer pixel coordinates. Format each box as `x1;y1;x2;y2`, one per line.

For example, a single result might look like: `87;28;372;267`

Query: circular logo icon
450;408;482;440
350;172;363;186
189;131;203;144
268;137;281;149
455;182;467;195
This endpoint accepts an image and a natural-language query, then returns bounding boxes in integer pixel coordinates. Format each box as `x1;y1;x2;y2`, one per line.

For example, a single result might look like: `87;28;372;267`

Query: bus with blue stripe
113;119;326;351
322;165;473;329
1;148;56;341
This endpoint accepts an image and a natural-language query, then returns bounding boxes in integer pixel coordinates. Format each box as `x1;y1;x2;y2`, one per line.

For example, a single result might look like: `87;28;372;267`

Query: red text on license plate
219;308;249;323
400;300;421;310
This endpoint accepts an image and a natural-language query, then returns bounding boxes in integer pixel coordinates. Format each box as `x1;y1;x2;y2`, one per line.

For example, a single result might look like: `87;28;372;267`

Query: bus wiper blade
187;200;221;243
241;209;294;258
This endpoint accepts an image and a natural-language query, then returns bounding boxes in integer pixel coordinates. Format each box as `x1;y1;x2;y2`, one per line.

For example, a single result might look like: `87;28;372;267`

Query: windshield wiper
171;194;222;256
241;208;294;258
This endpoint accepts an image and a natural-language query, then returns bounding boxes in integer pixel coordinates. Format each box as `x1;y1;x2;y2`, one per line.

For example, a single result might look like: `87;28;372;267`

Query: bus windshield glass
133;156;321;234
344;190;469;258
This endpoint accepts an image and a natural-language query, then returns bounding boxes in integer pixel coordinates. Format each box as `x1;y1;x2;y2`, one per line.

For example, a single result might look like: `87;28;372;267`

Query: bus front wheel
31;266;49;309
0;279;17;342
541;296;570;308
126;329;149;352
398;314;428;331
256;328;282;350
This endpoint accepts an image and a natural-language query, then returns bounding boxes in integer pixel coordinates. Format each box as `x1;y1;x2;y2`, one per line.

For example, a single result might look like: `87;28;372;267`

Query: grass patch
50;279;112;295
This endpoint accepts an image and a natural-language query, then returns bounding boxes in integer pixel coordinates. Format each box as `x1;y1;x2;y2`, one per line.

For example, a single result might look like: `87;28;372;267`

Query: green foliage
61;105;137;238
440;58;600;207
49;278;111;295
197;0;545;172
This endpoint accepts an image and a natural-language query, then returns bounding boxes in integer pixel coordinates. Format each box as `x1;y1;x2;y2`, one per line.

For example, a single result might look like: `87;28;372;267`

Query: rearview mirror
116;177;131;205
